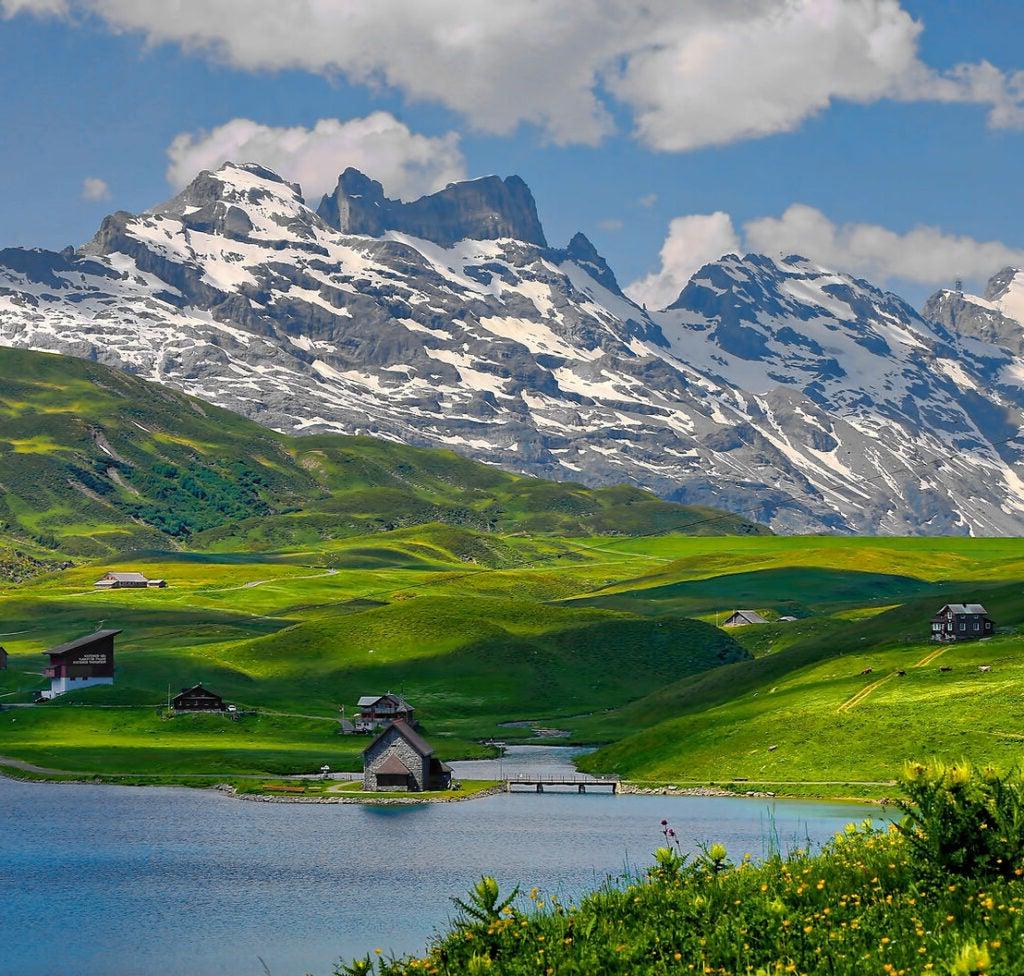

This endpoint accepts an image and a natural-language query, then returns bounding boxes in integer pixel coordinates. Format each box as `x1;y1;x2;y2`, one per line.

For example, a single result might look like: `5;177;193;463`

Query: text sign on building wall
74;653;109;665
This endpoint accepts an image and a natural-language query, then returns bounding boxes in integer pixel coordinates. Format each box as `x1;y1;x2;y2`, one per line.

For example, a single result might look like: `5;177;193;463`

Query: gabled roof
375;754;413;776
43;629;122;658
728;609;768;624
99;572;149;582
363;720;434;758
357;692;413;709
939;603;989;615
174;683;221;698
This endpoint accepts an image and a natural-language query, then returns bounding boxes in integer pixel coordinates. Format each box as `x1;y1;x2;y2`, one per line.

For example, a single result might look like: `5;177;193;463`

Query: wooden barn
94;571;166;589
171;684;226;712
40;629;119;700
356;693;415;731
362;721;452;792
931;604;994;642
722;609;768;628
0;645;7;670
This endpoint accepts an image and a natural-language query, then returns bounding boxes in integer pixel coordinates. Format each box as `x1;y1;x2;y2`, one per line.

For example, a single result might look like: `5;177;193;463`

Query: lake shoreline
0;762;890;806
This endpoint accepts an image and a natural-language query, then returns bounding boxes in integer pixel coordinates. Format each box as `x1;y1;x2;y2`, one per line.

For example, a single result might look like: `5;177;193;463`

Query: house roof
728;610;768;624
375;753;414;776
99;572;149;582
43;629;122;658
174;683;221;698
940;603;989;615
357;693;413;710
363;720;434;758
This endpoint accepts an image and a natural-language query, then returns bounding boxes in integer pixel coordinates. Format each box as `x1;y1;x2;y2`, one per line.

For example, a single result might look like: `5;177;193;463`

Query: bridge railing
503;773;620;783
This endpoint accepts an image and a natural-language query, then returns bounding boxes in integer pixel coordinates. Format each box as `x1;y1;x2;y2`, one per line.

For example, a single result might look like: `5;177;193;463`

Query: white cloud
80;176;111;201
1;0;68;15
165;114;465;201
628;204;1024;309
637;193;658;209
625;213;740;310
598;218;624;232
7;1;1023;151
744;204;1024;286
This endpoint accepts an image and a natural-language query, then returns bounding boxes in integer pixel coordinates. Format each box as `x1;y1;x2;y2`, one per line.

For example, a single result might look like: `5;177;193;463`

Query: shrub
897;760;1024;881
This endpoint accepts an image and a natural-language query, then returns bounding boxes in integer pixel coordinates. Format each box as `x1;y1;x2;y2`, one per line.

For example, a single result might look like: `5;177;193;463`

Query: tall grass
341;764;1024;975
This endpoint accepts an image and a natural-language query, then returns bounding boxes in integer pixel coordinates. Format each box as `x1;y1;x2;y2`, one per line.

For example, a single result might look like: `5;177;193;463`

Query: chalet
356;693;415;732
0;645;7;670
94;571;166;590
722;609;768;628
362;721;452;792
931;604;994;643
171;684;226;712
40;629;119;700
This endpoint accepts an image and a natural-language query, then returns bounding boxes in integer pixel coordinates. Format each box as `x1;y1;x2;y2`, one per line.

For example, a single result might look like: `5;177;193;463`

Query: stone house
362;721;452;792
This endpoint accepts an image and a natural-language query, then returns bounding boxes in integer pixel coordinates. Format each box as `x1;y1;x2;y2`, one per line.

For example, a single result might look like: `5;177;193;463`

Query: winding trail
837;644;952;713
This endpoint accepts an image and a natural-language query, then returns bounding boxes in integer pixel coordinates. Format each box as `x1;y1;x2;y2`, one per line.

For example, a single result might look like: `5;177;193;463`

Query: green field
1;533;1022;793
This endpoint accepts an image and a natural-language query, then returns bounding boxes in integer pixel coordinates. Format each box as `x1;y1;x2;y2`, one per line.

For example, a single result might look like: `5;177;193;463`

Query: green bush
897;760;1024;882
343;765;1024;975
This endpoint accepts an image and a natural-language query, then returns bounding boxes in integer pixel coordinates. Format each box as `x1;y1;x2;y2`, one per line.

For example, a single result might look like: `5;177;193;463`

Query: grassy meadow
1;532;1022;794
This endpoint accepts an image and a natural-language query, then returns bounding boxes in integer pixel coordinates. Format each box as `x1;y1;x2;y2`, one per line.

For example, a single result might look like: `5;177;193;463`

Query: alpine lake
0;746;879;976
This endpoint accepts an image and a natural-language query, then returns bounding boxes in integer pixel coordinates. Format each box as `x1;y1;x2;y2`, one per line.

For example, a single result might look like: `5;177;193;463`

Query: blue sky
1;1;1023;308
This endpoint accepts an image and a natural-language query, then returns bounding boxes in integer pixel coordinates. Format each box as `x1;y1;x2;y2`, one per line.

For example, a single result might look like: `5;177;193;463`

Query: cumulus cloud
627;205;1024;309
165;113;465;201
80;176;111;201
744;204;1024;286
5;1;1023;151
625;213;740;310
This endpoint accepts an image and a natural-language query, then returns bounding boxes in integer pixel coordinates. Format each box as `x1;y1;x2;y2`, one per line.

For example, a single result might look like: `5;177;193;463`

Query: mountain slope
0;346;762;556
1;162;1023;534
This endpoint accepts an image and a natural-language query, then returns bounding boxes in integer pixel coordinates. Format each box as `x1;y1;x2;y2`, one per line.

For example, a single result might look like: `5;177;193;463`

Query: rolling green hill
567;537;1024;794
0;347;765;558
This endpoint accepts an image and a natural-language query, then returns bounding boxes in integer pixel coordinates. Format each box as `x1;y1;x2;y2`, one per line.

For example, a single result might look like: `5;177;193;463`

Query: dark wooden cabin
356;693;415;731
40;629;119;700
171;684;226;712
930;604;994;642
0;645;7;670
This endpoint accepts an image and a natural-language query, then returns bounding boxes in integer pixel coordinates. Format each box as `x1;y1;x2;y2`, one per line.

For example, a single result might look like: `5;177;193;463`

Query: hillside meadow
1;532;1022;793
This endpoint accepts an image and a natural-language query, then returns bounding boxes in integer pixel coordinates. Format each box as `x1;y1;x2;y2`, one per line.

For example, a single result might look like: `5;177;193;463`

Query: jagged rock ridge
317;168;546;247
2;161;1023;535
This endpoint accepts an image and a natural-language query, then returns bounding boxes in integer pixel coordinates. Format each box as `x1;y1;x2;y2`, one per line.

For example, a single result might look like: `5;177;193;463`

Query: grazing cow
896;669;907;677
939;666;953;673
860;667;874;676
979;665;992;673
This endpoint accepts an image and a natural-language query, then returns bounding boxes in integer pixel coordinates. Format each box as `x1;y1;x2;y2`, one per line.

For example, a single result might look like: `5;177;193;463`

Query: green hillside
568;537;1024;794
0;347;764;558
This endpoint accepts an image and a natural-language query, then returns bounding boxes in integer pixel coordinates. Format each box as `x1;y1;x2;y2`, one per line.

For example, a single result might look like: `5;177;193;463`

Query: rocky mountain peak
316;169;547;247
984;266;1024;304
564;232;623;296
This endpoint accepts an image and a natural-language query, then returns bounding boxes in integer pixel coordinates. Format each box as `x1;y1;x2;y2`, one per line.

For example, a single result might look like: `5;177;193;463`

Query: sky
1;0;1023;309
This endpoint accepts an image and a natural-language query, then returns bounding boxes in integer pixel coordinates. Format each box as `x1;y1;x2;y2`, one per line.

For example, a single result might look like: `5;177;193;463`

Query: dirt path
837;644;951;713
204;568;339;593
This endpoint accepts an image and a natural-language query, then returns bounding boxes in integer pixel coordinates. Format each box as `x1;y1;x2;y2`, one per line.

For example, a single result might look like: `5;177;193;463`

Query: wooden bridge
503;774;620;794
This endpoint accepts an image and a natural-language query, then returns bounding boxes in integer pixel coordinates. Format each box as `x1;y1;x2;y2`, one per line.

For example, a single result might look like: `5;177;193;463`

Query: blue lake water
1;748;879;976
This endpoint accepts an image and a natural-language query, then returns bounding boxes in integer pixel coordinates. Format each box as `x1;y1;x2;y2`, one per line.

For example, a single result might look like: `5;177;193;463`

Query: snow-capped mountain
2;161;1023;535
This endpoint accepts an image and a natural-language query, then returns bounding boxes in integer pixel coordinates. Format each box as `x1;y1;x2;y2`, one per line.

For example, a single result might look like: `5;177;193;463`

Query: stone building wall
363;728;429;791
